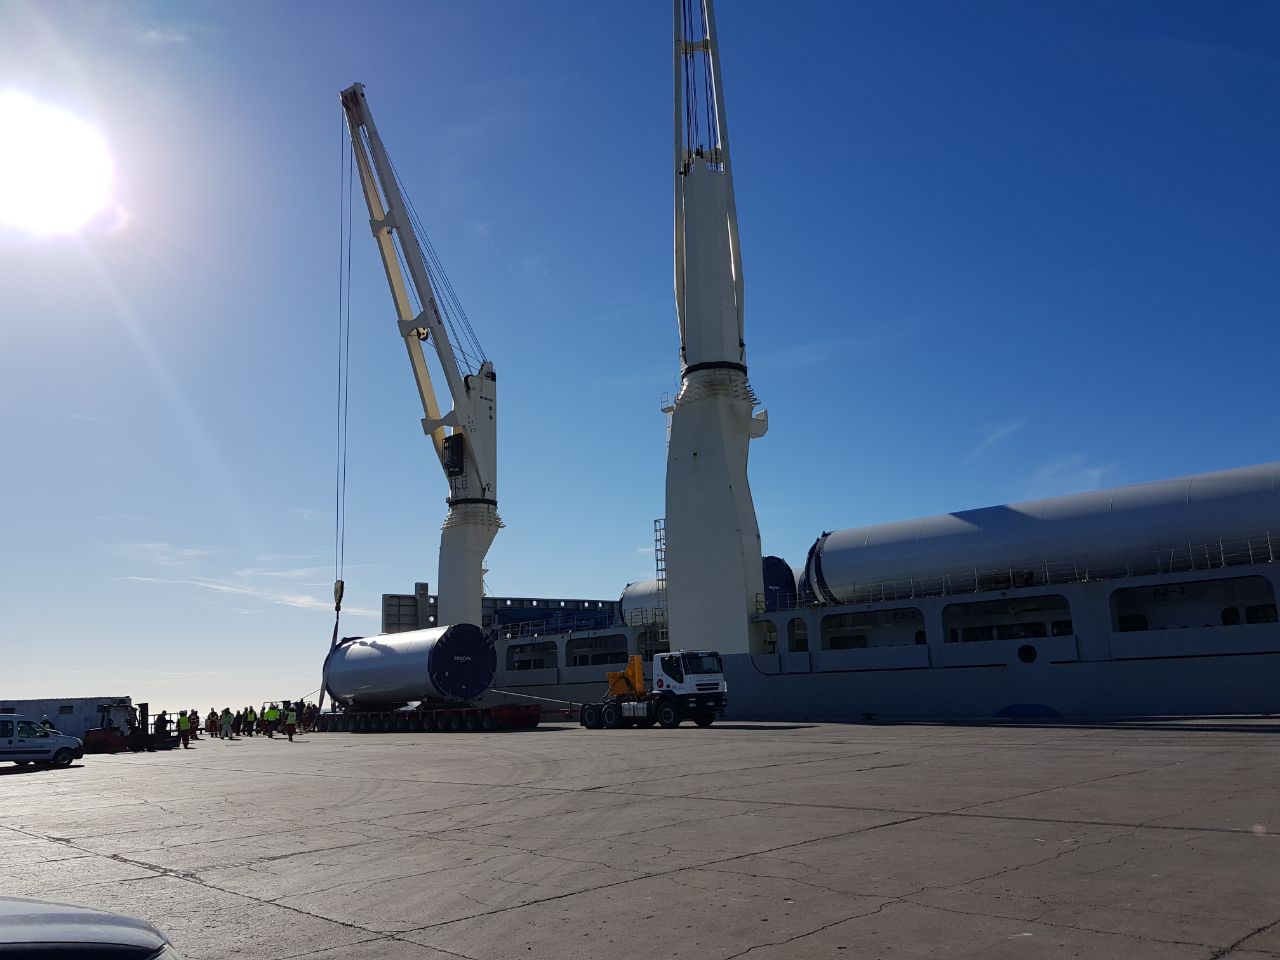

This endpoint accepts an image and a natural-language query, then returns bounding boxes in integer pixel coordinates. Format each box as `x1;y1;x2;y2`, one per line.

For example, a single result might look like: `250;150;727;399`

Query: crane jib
339;81;501;629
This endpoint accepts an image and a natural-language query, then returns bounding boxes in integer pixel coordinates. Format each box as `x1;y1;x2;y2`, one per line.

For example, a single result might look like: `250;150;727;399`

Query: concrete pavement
1;718;1277;959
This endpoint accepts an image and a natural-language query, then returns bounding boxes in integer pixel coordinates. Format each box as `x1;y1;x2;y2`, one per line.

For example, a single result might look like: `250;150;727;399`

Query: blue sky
2;1;1278;710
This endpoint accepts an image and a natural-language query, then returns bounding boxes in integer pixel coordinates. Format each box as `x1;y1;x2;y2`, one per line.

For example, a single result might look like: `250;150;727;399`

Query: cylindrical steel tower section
805;462;1280;605
620;579;663;624
324;624;497;708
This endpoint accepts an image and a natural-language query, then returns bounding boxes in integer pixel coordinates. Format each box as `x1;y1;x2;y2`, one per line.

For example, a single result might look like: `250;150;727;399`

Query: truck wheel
601;703;622;729
14;760;31;766
693;714;715;727
51;748;74;768
581;703;603;729
656;702;680;728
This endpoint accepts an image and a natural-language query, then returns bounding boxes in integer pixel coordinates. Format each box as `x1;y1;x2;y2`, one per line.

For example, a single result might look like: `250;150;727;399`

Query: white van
0;716;84;768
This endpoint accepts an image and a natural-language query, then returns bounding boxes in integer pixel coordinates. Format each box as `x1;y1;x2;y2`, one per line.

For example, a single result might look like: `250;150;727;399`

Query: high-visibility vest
286;710;297;724
177;715;190;731
267;709;279;721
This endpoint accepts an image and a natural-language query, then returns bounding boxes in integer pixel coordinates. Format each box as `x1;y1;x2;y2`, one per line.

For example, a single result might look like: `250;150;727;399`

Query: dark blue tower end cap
428;623;497;701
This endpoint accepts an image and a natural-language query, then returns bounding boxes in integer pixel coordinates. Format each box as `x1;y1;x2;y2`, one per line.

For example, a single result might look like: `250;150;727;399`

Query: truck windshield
682;654;722;674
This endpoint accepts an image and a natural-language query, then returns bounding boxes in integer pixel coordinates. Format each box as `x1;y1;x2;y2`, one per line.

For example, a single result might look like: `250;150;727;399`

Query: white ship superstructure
475;462;1280;718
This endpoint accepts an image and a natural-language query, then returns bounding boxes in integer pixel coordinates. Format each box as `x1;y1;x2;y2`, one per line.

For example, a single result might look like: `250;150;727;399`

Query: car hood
0;897;169;953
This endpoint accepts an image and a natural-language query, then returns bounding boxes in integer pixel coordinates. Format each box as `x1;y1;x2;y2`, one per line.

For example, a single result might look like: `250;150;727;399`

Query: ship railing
623;607;668;628
492;614;621;642
760;530;1278;613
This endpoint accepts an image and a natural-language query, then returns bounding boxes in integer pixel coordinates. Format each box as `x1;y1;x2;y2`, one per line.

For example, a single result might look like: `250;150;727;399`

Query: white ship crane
339;83;500;628
666;0;769;655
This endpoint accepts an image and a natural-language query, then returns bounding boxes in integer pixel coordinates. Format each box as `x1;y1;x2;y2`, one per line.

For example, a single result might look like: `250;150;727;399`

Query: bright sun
0;91;114;235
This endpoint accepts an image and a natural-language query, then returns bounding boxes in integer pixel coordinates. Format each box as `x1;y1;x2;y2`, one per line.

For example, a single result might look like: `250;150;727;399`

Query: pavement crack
1209;917;1280;960
718;900;898;960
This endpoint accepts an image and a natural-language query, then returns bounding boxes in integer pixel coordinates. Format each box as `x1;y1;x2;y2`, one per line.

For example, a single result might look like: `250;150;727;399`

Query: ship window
0;720;10;738
996;621;1047;641
568;633;627;667
829;634;868;650
821;607;923;650
506;640;558;671
1246;604;1278;624
1118;614;1149;632
762;620;778;653
915;630;927;645
944;595;1071;644
59;705;75;715
1111;575;1276;632
787;618;808;653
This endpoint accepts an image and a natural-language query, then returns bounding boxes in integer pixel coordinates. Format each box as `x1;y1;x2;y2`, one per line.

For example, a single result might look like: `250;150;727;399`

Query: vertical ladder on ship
653;518;669;648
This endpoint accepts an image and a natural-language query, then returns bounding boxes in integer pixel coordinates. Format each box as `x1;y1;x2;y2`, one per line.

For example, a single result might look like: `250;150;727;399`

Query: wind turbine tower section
666;0;768;656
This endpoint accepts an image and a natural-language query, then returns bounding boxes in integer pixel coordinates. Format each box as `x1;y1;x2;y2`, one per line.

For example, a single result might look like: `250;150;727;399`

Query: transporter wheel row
314;708;540;733
580;701;714;730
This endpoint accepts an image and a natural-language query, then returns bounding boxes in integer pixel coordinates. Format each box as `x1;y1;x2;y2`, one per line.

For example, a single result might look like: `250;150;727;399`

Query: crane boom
340;83;501;628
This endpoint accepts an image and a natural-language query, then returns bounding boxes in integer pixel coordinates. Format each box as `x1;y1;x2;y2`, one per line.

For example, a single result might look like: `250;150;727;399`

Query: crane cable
322;112;355;713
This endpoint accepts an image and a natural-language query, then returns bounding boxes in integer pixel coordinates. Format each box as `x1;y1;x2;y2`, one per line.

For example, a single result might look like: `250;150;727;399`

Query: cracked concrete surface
1;719;1278;959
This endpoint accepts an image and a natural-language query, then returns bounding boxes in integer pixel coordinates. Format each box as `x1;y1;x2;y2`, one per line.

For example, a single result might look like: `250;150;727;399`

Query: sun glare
0;91;114;235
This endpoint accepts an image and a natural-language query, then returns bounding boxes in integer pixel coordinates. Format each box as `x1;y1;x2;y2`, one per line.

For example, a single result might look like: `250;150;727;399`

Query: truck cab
653;650;728;723
0;716;84;768
582;649;727;730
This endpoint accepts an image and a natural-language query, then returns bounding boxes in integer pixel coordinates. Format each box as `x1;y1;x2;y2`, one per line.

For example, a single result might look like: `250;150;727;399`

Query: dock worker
285;705;298;741
176;710;191;749
244;705;256;737
265;704;279;738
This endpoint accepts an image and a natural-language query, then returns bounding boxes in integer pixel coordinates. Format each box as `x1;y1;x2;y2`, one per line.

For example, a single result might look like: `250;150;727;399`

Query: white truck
580;650;727;729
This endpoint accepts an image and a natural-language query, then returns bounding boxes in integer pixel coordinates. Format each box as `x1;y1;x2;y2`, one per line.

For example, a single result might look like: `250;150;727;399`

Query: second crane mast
665;0;769;656
340;83;500;629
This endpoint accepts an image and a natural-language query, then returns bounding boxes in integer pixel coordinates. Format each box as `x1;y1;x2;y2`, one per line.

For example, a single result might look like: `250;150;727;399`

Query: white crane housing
665;0;768;656
340;83;500;628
